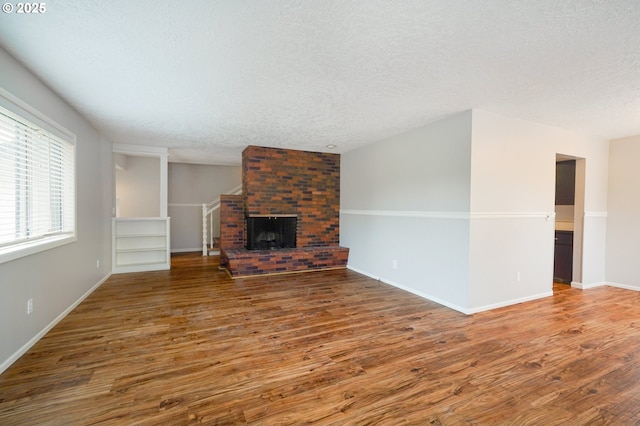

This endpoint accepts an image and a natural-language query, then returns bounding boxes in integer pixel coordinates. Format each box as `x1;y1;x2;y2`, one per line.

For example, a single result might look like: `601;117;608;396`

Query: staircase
202;184;242;256
205;237;221;256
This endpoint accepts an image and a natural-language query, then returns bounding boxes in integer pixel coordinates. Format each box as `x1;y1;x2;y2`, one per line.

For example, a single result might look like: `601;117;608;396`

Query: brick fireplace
219;146;349;277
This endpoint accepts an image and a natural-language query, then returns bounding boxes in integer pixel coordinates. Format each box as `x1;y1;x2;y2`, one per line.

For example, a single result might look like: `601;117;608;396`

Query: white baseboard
0;272;111;375
571;281;640;291
347;265;469;314
112;263;170;274
605;281;640;291
464;291;553;314
170;248;202;253
347;265;553;315
571;281;606;289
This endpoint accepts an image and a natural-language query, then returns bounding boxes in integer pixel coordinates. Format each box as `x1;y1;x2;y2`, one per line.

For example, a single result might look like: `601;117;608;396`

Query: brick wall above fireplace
243;145;341;247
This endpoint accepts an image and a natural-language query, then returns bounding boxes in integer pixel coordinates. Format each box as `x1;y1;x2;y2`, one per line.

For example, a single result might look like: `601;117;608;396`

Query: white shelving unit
112;217;170;273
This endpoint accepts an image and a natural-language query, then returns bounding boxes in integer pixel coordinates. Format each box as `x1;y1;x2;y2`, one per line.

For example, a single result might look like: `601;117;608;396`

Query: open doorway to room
554;154;585;285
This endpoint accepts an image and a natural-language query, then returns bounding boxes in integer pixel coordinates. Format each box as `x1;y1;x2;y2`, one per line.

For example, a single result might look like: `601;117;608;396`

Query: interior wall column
160;152;168;218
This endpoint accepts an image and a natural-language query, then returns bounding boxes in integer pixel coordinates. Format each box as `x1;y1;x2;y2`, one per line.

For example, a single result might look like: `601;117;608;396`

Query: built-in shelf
116;233;166;238
112;217;170;273
555;220;574;232
116;247;167;253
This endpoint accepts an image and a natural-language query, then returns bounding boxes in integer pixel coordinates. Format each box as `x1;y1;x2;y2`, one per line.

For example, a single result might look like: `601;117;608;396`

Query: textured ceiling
1;0;639;165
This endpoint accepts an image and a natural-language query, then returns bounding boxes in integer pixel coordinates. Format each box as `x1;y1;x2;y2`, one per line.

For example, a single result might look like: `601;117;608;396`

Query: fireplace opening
246;216;297;250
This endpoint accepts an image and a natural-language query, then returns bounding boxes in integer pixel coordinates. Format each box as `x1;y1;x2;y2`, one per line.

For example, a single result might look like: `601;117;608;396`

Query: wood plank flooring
2;253;640;425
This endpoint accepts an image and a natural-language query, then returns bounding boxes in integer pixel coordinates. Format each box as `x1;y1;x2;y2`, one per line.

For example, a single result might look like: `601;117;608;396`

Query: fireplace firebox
246;216;297;250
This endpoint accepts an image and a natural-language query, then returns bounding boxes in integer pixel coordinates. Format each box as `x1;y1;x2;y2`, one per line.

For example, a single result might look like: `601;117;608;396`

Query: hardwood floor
2;254;640;425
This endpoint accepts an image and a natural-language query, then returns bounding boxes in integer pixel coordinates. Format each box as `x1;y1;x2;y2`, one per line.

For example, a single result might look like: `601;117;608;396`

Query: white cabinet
112;217;170;273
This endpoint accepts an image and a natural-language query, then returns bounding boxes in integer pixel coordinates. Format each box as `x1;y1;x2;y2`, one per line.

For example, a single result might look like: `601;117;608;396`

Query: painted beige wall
605;135;640;289
0;48;113;372
168;163;241;252
341;111;473;311
468;110;608;311
342;109;609;314
115;155;161;217
341;111;472;212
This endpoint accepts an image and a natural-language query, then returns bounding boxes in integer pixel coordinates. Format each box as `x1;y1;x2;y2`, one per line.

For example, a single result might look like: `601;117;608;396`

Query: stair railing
202;184;242;255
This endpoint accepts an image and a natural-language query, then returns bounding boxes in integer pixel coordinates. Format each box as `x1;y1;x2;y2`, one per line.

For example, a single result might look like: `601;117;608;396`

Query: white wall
605;135;640;289
468;110;608;311
341;111;473;311
168;163;241;252
115;155;160;217
0;48;113;373
341;109;609;314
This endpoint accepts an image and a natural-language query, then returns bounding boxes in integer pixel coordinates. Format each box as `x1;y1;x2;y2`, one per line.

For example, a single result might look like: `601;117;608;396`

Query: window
0;103;76;263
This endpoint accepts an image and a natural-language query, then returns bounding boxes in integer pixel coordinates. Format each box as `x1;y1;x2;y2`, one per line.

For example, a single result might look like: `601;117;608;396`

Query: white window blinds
0;106;75;248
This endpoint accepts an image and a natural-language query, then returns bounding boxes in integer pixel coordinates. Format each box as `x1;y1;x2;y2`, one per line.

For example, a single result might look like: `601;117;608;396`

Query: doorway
554;155;585;285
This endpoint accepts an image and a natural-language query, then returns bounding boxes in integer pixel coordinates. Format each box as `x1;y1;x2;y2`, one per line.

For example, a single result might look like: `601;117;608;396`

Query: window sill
0;234;77;265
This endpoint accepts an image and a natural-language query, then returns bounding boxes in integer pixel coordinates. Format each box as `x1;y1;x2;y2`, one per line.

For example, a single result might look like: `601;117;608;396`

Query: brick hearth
221;246;349;276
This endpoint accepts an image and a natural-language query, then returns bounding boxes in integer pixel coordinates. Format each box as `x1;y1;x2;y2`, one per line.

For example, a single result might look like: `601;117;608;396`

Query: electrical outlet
516;272;521;282
97;259;100;268
27;298;33;315
392;259;398;270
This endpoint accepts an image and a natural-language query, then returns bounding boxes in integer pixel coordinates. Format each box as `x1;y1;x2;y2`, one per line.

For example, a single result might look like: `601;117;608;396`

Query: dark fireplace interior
246;216;297;250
